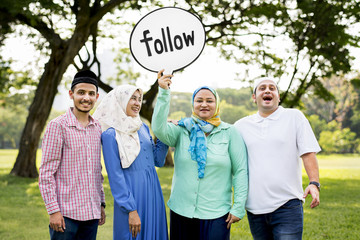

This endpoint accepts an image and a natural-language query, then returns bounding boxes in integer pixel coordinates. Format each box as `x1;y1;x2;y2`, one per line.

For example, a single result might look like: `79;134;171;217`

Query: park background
1;0;360;239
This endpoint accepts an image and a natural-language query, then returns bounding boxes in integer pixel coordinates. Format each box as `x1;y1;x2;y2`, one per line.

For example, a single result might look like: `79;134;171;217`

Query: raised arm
151;70;181;147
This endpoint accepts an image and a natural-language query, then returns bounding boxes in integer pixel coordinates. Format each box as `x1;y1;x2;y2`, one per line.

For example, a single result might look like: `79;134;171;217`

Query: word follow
140;27;195;57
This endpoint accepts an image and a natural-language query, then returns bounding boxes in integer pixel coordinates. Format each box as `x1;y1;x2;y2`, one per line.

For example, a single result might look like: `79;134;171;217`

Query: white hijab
93;85;143;168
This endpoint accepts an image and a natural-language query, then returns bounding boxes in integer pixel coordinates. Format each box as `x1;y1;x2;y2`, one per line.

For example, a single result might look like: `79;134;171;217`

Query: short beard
74;105;91;113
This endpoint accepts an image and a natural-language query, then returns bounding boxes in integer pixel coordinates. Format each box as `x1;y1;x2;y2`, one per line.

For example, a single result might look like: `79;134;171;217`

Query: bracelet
309;181;321;191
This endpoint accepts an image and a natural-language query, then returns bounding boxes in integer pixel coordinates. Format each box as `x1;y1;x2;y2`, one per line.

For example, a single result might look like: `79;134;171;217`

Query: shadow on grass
303;178;360;240
0;171;49;239
0;169;114;240
0;165;359;240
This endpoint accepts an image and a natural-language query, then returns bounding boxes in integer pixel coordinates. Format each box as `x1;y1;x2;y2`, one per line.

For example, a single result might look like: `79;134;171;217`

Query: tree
1;0;360;177
349;77;360;137
186;0;360;107
0;0;154;177
319;123;359;154
0;88;34;149
0;107;27;148
217;88;256;113
169;92;193;117
307;114;327;140
302;74;360;137
220;101;250;124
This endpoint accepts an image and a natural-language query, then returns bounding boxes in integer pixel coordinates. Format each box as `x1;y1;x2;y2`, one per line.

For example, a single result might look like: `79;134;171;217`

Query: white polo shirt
234;106;320;214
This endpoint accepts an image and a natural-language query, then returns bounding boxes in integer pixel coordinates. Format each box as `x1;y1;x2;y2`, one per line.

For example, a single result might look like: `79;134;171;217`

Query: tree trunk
9;1;127;178
10;29;91;178
138;80;174;167
140;80;159;122
10;49;68;177
164;150;174;167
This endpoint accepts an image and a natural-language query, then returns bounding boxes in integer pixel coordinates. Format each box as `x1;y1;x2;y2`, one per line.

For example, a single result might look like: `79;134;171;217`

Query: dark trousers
170;210;230;240
247;199;304;240
49;217;99;240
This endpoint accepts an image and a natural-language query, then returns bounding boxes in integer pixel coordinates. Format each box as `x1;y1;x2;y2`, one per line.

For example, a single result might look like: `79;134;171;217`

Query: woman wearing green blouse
151;70;248;240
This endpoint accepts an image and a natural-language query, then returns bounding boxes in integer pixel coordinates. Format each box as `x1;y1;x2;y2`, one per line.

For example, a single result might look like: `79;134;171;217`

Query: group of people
39;69;320;240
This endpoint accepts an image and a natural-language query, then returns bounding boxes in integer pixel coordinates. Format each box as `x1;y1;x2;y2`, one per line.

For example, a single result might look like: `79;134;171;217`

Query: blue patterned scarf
178;86;221;178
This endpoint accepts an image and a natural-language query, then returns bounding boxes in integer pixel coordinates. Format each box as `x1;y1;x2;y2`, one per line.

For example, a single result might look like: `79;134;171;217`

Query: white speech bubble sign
130;7;206;74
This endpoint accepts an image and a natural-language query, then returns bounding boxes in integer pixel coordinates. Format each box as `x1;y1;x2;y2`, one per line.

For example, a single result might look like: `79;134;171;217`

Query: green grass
0;150;359;239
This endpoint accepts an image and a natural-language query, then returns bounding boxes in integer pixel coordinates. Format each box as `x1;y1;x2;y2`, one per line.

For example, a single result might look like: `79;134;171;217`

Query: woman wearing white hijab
94;85;168;240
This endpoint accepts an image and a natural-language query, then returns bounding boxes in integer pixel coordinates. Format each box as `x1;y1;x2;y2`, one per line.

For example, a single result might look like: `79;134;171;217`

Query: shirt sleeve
100;170;105;204
151;87;182;147
296;111;321;156
98;126;106;204
153;137;169;167
101;128;137;213
38;121;62;215
228;126;249;219
144;123;169;167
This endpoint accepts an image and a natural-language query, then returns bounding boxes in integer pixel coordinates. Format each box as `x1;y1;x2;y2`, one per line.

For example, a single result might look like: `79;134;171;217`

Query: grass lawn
0;150;359;239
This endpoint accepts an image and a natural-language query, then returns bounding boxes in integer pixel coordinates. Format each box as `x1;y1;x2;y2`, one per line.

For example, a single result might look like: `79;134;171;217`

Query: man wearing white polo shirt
234;77;321;240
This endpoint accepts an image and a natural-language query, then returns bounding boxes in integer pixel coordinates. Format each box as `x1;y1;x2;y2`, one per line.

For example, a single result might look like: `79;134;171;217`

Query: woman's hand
129;210;141;238
157;69;173;89
226;213;240;229
167;119;179;125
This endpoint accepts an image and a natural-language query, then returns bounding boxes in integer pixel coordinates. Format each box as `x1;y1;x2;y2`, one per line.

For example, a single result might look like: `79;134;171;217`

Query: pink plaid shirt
39;108;105;221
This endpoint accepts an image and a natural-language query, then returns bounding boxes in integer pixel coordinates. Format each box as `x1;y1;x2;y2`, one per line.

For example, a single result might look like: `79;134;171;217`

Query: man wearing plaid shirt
39;70;106;240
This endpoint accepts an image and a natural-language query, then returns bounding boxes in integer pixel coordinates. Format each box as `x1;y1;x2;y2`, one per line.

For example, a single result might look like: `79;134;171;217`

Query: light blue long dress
101;123;169;240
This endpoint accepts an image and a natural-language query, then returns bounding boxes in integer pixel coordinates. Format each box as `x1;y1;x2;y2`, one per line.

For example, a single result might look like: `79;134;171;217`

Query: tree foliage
303;74;360;137
220;102;249;124
319;123;359;153
0;0;154;177
307;114;327;140
217;88;256;113
182;0;360;106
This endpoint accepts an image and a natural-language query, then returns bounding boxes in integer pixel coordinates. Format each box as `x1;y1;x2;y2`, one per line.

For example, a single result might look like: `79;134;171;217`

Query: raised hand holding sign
130;7;206;75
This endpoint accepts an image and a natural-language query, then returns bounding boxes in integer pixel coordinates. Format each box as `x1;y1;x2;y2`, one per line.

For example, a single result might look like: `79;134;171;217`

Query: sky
2;7;360;111
3;34;246;110
4;32;360;111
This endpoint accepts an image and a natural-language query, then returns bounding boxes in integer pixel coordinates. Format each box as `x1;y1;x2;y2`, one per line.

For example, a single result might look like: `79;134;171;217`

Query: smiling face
69;83;99;114
253;80;280;117
126;90;142;117
193;89;216;120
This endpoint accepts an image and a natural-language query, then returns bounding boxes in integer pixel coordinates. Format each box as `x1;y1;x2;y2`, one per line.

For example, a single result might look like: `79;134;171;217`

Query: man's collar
67;107;95;127
254;106;284;122
67;108;78;127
